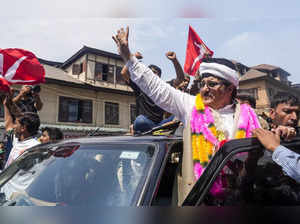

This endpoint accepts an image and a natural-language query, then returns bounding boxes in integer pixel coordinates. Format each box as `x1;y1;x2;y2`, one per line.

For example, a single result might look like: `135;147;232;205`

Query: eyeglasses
199;80;223;89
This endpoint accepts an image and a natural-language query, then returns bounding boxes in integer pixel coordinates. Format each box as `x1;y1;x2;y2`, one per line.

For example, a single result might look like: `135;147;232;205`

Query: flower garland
191;94;260;179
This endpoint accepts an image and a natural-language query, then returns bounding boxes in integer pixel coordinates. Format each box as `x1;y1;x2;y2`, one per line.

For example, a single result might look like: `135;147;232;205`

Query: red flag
184;25;214;76
0;48;45;92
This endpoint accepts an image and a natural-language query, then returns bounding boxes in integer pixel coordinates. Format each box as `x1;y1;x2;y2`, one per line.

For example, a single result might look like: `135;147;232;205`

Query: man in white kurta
124;52;238;139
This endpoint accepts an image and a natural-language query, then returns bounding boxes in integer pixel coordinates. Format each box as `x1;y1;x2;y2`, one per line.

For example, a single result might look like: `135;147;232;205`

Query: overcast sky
1;0;300;83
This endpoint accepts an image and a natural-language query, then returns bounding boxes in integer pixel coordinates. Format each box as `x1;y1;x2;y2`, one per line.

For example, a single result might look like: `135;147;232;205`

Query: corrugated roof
43;63;85;85
251;64;279;71
38;58;63;67
239;68;268;81
61;46;122;69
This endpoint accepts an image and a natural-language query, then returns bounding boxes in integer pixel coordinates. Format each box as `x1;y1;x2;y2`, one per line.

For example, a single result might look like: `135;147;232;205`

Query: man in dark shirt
121;58;170;134
129;78;165;133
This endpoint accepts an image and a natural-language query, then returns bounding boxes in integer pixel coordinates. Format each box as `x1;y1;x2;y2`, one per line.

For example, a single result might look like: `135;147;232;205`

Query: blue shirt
272;145;300;183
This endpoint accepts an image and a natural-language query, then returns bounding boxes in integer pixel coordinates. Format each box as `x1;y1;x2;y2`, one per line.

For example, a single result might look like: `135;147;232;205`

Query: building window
72;63;83;75
268;88;276;98
95;62;115;83
107;64;115;83
130;104;136;124
238;88;258;99
105;102;119;125
116;66;126;85
58;96;93;123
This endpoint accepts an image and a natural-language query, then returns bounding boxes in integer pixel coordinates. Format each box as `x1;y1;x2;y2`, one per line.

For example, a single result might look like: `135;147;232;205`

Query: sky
1;0;300;83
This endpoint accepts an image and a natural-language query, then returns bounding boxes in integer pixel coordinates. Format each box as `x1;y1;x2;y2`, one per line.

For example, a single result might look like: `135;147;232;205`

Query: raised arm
120;52;143;83
121;66;130;83
3;95;15;132
112;27;195;126
165;51;185;87
12;85;30;104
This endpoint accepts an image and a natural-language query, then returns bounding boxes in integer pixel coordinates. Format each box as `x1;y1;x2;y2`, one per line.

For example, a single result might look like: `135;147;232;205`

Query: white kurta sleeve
126;57;195;127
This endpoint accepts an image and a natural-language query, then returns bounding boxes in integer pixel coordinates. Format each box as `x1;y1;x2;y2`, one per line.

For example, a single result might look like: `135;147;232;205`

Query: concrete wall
64;53;132;92
37;83;135;130
239;79;269;109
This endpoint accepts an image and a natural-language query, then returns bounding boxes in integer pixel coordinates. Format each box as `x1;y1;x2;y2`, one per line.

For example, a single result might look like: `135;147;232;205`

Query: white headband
199;62;239;87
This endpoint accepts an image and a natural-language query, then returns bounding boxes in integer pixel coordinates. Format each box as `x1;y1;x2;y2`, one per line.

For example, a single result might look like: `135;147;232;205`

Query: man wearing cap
112;27;260;181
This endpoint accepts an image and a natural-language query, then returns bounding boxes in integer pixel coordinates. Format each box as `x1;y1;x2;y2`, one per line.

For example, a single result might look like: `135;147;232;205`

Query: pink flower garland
191;102;261;197
191;103;261;179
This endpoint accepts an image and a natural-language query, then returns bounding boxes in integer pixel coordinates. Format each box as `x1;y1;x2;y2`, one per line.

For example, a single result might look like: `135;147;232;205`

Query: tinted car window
2;143;155;206
203;148;300;206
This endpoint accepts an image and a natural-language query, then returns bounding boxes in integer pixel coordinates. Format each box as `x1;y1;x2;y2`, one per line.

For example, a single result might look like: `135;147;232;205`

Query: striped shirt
272;145;300;183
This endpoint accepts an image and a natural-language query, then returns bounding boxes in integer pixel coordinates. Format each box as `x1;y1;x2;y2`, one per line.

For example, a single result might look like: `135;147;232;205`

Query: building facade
236;63;300;114
0;46;136;138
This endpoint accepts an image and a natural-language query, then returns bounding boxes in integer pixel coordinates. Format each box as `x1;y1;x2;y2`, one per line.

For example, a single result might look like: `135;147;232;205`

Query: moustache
203;92;213;98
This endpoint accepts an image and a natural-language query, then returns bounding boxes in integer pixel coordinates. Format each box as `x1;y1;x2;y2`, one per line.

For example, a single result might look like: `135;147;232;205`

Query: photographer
12;85;43;113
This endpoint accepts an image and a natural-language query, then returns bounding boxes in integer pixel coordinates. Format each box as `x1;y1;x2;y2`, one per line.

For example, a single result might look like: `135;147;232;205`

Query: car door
182;136;300;206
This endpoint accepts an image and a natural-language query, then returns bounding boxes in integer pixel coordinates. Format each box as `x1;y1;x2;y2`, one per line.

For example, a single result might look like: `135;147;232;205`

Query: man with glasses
112;27;260;181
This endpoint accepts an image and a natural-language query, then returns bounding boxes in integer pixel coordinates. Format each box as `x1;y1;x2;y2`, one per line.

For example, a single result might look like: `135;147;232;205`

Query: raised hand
165;51;177;61
20;85;31;96
112;26;131;62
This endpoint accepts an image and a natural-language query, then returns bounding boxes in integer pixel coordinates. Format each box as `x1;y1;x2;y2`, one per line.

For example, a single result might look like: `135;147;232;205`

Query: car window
203;147;300;206
1;143;156;206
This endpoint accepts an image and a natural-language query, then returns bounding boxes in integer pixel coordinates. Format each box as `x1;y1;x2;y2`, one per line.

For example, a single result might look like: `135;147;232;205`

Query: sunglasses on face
199;80;223;89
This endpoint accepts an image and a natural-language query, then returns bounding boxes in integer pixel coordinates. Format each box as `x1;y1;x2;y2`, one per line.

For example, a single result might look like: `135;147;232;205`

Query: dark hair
42;127;64;141
148;64;162;77
18;112;40;136
270;92;299;109
236;94;256;108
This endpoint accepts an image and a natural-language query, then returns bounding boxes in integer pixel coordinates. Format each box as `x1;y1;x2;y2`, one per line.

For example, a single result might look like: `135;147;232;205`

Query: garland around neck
190;94;260;180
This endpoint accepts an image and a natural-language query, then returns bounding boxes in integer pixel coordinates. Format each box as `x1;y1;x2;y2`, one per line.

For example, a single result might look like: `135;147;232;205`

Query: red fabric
184;25;214;76
0;48;45;92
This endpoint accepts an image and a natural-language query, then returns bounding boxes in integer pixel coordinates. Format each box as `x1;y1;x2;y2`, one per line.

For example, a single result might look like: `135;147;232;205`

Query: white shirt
2;135;41;199
126;57;235;137
5;135;40;168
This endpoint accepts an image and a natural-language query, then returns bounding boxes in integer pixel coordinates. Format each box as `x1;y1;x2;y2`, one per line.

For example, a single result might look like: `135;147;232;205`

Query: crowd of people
0;85;63;170
0;26;299;202
113;26;300;183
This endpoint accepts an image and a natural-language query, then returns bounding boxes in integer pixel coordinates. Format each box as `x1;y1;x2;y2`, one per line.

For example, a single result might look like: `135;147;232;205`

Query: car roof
56;134;183;145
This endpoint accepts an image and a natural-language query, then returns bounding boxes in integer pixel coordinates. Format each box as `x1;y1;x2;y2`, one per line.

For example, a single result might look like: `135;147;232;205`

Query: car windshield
1;143;156;206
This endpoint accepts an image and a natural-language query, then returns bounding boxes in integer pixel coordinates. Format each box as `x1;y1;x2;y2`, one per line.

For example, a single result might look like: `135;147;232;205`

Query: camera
31;85;41;94
25;85;41;97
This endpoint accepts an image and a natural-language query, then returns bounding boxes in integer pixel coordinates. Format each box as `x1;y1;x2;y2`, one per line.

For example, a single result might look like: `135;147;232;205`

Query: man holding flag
0;48;45;163
0;48;45;199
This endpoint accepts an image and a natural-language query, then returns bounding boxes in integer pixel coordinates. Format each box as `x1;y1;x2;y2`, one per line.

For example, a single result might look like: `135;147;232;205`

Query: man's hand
252;128;280;152
165;51;177;61
20;85;31;96
112;26;131;62
271;125;296;141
